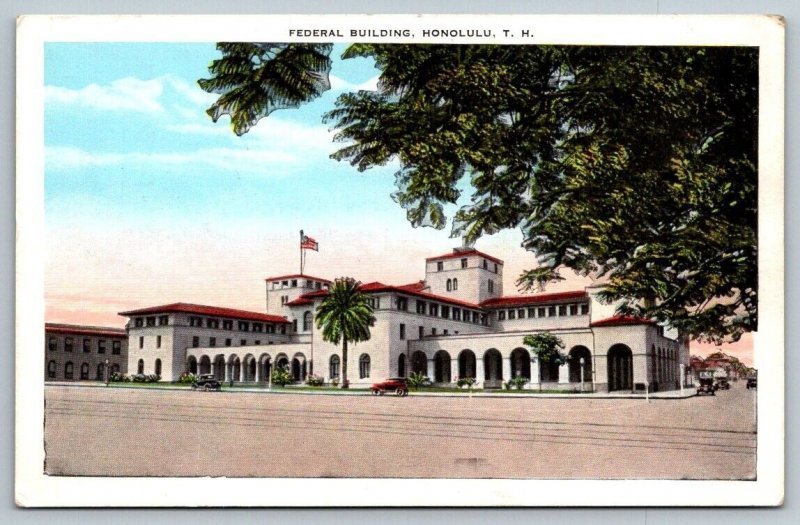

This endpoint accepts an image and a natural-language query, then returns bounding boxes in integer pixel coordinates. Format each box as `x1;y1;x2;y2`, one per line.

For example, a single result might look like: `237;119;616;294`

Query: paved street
43;383;756;479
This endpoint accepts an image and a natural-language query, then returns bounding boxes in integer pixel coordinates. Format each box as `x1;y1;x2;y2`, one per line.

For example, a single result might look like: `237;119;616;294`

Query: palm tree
315;277;373;389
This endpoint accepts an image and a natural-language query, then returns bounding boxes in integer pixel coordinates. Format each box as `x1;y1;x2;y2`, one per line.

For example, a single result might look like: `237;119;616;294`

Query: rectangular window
139;336;144;349
528;307;536;318
443;329;449;336
282;280;288;287
488;280;494;293
291;279;298;287
399;323;406;340
146;316;156;327
223;320;233;330
419;326;424;339
306;280;313;288
240;339;247;346
98;340;106;354
538;306;547;317
508;310;516;320
472;311;480;324
431;328;437;336
397;297;408;311
156;335;162;348
225;338;232;346
569;304;578;316
549;306;557;317
83;339;91;352
134;318;144;328
453;308;461;321
158;315;169;326
498;311;506;321
64;337;73;352
441;306;450;319
267;324;275;334
189;316;203;327
255;340;261;345
559;305;567;316
192;336;200;348
112;341;121;355
437;261;444;271
461;258;468;269
416;300;426;314
206;318;219;329
238;321;249;331
209;337;216;347
494;263;498;273
483;259;488;269
429;304;439;317
48;337;57;352
580;303;589;315
518;309;526;319
253;323;263;332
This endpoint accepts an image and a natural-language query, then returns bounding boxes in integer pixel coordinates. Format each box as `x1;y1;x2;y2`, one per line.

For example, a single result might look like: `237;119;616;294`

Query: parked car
371;377;408;396
715;377;731;390
746;377;757;389
696;377;716;396
191;374;222;391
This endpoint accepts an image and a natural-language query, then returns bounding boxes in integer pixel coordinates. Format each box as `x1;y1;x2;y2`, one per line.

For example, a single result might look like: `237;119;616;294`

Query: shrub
407;371;429;391
330;377;339;387
130;373;160;383
271;367;293;387
178;372;196;384
511;376;529;390
456;377;476;389
110;371;129;383
305;373;324;387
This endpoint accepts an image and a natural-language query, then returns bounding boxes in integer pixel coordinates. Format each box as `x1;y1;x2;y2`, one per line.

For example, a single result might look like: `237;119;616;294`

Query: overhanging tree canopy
199;43;758;343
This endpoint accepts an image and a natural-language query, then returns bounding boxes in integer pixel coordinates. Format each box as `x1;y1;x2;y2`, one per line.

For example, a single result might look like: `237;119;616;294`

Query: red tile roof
264;273;330;283
45;323;127;338
590;315;656;328
285;297;314;307
480;290;588;308
118;303;290;324
425;249;504;266
302;281;482;310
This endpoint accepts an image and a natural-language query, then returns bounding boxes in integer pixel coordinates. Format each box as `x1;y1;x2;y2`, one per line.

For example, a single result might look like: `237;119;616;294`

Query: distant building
117;247;689;393
44;323;128;382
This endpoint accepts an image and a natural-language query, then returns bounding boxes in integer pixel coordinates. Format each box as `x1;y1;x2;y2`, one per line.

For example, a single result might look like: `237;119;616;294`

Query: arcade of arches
186;351;308;383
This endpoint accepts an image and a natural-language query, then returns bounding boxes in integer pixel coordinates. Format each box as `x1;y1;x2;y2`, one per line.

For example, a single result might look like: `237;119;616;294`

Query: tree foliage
200;44;758;343
314;277;373;388
523;332;567;365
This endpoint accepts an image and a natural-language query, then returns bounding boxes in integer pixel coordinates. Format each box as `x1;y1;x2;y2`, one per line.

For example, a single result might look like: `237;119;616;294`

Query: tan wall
45;331;128;382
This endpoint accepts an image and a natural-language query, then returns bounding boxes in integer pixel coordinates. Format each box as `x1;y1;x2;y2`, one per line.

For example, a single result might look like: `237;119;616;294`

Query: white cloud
45;145;297;173
329;74;379;92
45;77;165;112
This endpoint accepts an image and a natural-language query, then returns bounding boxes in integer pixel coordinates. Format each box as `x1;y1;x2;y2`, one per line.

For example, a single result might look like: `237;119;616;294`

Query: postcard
15;14;784;506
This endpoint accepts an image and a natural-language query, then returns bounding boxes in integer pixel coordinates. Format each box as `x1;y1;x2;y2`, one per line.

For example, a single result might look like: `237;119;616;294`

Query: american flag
301;233;319;251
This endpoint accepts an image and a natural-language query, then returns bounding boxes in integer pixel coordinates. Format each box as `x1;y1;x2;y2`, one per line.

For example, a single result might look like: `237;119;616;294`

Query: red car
371;377;408;396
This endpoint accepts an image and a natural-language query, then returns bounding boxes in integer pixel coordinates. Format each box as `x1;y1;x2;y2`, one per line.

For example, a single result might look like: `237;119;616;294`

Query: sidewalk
46;381;698;399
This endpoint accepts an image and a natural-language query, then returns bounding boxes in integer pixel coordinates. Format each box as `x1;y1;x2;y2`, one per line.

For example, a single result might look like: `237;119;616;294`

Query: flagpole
300;229;304;275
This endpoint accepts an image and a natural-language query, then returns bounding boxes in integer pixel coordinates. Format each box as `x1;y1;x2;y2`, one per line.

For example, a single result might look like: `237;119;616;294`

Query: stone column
224;360;230;382
239;362;245;382
475;357;484;387
255;361;261;382
427;358;435;382
450;359;459;384
210;361;216;377
558;363;569;384
502;357;511;382
529;358;540;389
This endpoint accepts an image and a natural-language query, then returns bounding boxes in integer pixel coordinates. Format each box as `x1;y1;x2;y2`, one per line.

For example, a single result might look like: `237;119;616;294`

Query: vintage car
715;377;731;390
696;377;716;396
191;374;222;391
746;377;758;389
371;377;409;396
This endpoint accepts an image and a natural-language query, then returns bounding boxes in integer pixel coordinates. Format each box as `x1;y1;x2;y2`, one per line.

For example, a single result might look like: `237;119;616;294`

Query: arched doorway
243;354;256;381
539;356;560;383
229;355;241;382
398;354;407;377
188;355;198;375
510;348;531;379
458;349;476;379
275;354;289;371
259;354;272;382
292;353;307;382
410;351;427;375
136;359;144;375
608;344;633;391
213;355;225;380
329;354;340;380
434;350;451;383
483;349;502;388
568;346;592;383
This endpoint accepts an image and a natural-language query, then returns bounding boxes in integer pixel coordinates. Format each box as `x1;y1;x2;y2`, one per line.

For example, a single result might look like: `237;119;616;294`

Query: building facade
117;247;689;392
44;323;128;382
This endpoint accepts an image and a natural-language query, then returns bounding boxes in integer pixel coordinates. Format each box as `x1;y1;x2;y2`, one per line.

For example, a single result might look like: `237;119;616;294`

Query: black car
746;377;757;389
192;374;222;391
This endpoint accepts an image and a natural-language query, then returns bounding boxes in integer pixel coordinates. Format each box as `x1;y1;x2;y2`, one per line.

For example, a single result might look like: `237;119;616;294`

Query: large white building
120;247;689;393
